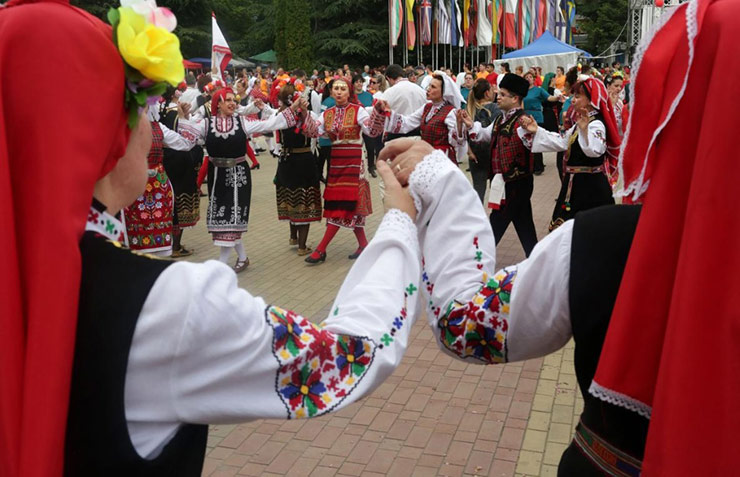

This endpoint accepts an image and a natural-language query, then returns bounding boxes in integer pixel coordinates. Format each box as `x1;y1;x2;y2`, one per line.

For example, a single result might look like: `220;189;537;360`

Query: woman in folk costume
178;87;299;272
159;87;201;257
301;76;386;263
123;102;194;256
274;82;322;255
381;0;740;473
519;77;621;231
377;72;466;163
0;1;488;475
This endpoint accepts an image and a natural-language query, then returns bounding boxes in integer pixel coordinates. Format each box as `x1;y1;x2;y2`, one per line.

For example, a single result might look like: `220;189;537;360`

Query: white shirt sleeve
522;125;571;153
444;109;465;146
408;150;572;366
578;120;607;157
159;123;194;151
125;209;422;458
386;104;425;134
239;108;296;136
468;121;494;143
237;101;261;116
176;118;207;144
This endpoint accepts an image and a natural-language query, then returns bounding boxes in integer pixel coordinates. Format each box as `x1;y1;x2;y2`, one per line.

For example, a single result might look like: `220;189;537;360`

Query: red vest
492;110;532;182
421;103;456;161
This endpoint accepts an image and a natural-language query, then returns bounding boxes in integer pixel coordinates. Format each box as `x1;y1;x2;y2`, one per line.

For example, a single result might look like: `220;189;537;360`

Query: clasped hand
375;139;436;221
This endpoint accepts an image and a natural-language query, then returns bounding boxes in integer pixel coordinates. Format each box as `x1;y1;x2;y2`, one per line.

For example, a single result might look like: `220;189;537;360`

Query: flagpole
389;0;394;64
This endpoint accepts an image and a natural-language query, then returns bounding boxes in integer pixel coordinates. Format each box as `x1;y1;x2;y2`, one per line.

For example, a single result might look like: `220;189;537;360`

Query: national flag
503;0;517;48
390;0;404;47
491;0;502;44
547;0;557;35
476;0;492;47
554;0;567;42
421;0;433;45
211;13;231;82
463;0;470;47
455;0;465;46
520;0;533;46
535;0;547;38
468;0;478;47
437;0;451;45
406;0;416;50
450;0;458;47
565;0;576;44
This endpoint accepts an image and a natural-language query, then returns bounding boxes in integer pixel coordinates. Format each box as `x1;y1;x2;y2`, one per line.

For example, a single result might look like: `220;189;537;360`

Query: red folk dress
124;122;174;254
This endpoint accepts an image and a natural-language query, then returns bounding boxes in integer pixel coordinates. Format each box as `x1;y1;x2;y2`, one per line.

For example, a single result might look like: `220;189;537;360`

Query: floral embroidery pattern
378;287;411;350
266;306;377;419
421;258;441;319
438;267;517;364
473;237;483;270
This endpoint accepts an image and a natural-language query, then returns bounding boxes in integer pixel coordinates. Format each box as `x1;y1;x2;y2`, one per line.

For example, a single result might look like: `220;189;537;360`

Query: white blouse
520;120;607;157
177;108;296;144
106;150;576;460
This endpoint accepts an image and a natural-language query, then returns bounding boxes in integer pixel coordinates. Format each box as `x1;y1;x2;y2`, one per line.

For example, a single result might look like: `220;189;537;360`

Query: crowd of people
3;0;737;476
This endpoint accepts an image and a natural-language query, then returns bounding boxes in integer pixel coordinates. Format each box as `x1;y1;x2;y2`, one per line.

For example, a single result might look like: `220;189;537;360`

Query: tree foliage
575;0;629;56
71;0;389;68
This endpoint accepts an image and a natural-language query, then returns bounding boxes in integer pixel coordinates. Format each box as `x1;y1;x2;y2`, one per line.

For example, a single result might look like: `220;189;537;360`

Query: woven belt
572;419;642;477
209;156;246;168
565;164;605;174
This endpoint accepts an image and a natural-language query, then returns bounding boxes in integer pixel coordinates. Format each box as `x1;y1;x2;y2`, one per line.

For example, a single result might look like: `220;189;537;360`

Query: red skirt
124;164;173;253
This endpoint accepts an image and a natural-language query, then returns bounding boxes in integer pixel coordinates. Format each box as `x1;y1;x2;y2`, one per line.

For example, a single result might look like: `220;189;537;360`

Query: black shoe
369;169;377;178
348;247;365;260
305;251;327;264
255;148;266;153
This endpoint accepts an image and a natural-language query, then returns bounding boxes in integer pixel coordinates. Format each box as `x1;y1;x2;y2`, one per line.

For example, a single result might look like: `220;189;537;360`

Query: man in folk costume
462;73;538;257
0;1;487;475
300;76;386;263
517;77;621;231
378;71;466;163
381;0;740;472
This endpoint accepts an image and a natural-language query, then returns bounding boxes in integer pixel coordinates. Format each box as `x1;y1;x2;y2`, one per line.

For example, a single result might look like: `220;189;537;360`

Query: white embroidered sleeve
358;106;386;138
125;208;421;458
237;101;260;116
385;104;424;134
409;150;573;365
445;109;465;146
302;111;326;138
468;121;493;143
176;118;207;144
240;108;296;136
524;125;571;153
579;120;607;158
160;123;194;151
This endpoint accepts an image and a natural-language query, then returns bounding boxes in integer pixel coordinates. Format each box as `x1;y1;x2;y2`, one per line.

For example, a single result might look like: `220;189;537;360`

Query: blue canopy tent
495;31;591;75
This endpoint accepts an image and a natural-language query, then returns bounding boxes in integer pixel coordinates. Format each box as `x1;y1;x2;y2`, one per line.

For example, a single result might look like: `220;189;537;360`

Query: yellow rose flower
116;7;184;86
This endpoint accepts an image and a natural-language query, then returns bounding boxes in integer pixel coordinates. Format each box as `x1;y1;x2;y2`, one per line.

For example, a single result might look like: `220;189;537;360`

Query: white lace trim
407;149;458;214
376;208;419;254
588;380;652;419
210;115;239;139
616;0;697;202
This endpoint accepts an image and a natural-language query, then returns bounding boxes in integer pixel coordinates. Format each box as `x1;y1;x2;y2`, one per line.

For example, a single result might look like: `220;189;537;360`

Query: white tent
494;31;591;74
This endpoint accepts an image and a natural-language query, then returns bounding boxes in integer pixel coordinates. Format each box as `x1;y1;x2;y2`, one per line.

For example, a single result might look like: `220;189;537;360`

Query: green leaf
127;106;140;130
305;395;318;416
144;83;167;97
287;338;300;357
107;8;120;27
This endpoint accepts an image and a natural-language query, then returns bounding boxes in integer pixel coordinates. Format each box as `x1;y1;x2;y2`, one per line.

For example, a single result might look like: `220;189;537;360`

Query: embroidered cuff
375;209;419;255
366;108;386;138
408;149;458;214
281;108;297;128
302;114;320;138
387;111;404;134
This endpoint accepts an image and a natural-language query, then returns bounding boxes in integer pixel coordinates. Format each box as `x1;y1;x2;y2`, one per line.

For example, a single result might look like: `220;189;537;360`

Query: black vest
65;232;208;476
568;204;649;460
204;115;248;158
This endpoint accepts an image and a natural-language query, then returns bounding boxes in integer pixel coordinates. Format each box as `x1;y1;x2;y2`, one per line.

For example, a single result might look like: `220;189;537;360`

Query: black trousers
489;176;538;257
317;145;332;179
363;134;382;172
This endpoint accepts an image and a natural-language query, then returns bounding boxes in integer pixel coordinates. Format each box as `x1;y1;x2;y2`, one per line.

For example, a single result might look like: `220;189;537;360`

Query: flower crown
107;0;184;128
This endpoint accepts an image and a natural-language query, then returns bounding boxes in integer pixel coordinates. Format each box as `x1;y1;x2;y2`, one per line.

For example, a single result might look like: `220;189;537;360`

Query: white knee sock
219;246;231;263
234;242;247;261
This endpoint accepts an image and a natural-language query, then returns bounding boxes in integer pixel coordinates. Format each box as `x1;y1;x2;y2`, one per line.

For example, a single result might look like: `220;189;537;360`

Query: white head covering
433;70;464;109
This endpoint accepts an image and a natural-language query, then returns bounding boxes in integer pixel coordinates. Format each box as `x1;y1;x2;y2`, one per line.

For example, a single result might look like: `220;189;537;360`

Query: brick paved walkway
180;145;582;477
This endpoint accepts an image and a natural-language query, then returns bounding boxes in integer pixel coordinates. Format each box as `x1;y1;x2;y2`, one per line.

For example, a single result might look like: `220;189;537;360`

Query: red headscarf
0;1;129;475
592;0;739;473
210;86;233;115
575;77;622;163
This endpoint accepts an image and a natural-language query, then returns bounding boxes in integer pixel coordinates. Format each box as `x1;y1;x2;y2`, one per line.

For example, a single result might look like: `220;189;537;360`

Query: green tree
575;0;629;56
274;0;313;71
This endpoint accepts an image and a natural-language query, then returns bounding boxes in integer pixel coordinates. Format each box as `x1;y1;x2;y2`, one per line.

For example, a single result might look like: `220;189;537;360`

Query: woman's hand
519;115;538;133
254;98;265;110
576;109;591;132
374;99;389;114
457;109;473;129
376;160;416;220
177;101;191;119
378;138;435;186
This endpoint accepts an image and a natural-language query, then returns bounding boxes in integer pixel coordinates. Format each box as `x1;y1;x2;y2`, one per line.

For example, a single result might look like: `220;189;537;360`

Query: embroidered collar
211;114;238;139
86;202;126;242
503;107;522;121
